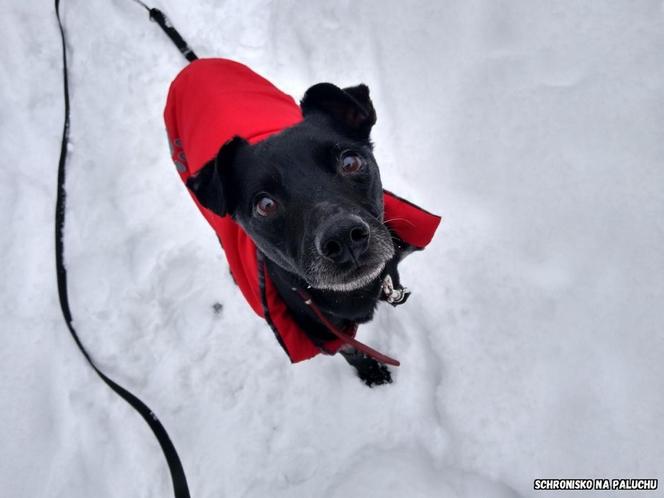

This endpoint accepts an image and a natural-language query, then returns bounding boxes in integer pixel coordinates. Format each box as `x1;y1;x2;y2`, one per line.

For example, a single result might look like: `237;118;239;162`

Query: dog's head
187;83;394;291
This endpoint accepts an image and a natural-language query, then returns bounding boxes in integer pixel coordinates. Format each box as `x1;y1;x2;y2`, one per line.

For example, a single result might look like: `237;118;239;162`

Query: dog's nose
317;216;370;264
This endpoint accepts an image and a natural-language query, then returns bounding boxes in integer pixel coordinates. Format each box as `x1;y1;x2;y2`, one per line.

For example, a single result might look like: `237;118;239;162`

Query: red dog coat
164;58;440;362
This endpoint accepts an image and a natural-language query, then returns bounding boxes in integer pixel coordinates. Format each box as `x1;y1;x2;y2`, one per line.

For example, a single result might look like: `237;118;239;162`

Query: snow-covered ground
2;1;663;497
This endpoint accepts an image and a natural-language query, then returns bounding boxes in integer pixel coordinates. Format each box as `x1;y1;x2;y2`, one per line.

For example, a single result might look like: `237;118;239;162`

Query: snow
2;0;663;497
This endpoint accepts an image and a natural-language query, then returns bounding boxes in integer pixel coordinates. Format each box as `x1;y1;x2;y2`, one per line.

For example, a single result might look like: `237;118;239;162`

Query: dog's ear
300;83;376;139
186;136;247;217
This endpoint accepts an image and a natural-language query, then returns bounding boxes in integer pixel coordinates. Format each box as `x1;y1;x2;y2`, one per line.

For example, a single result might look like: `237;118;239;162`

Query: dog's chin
308;260;387;292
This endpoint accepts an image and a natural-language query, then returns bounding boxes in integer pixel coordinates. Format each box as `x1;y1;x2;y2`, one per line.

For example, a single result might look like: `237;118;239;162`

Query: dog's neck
264;257;384;344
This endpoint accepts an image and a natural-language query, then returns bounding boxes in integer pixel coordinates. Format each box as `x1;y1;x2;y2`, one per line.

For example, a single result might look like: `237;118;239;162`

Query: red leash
294;288;401;366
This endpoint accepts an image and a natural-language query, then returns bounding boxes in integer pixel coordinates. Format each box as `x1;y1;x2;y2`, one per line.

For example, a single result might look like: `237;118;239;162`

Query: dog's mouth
310;259;387;292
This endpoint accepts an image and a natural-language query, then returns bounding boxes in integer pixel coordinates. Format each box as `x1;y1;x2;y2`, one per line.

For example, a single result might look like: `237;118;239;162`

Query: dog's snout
317;216;370;264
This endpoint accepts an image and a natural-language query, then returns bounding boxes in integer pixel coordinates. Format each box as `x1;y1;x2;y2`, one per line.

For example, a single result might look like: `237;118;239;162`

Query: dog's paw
340;348;393;387
357;359;393;387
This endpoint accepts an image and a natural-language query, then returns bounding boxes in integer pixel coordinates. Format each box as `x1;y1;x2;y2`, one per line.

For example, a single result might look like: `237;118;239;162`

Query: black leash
132;0;198;62
54;1;197;496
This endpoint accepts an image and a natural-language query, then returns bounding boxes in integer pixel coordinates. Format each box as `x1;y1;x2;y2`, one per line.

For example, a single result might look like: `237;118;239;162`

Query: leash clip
381;274;411;306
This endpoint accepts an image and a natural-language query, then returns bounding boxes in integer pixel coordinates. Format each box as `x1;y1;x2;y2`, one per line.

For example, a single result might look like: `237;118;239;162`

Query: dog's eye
255;195;278;217
339;152;364;175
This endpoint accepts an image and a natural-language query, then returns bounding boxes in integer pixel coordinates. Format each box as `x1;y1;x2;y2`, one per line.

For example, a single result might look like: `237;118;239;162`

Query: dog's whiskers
383;216;416;227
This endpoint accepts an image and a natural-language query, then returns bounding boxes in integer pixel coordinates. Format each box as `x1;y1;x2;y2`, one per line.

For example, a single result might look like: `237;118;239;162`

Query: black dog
166;58;441;386
186;83;411;385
